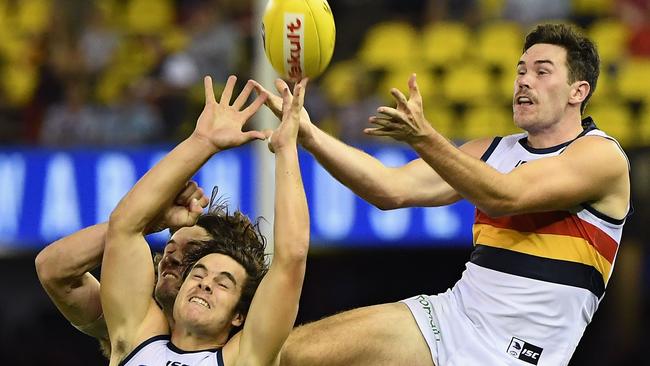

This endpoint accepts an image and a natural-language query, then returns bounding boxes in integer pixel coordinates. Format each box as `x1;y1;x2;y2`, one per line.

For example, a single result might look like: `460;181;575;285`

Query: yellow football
262;0;336;81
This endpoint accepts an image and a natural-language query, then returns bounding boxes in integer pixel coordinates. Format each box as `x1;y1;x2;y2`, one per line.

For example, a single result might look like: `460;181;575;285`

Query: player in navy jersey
100;75;310;366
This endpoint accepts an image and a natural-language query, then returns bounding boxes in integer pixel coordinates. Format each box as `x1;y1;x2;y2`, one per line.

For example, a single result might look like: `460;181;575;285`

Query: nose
515;72;532;91
198;280;212;294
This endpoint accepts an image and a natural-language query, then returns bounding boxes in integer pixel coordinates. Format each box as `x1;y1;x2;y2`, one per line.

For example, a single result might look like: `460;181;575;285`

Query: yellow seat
616;59;650;103
572;0;615;17
421;21;471;69
126;0;173;34
585;103;634;147
1;63;38;106
476;21;523;72
461;105;514;141
423;103;456;140
478;0;506;19
588;19;629;67
442;63;493;105
321;60;368;106
377;68;436;105
0;30;31;62
16;0;51;34
358;21;421;71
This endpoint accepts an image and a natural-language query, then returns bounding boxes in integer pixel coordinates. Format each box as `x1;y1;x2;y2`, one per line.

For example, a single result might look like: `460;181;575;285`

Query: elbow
107;205;145;236
278;235;310;264
477;197;520;218
371;195;405;211
287;237;310;263
35;246;57;283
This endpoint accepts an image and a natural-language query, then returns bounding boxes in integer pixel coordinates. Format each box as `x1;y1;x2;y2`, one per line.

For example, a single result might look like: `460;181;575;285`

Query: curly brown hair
524;23;600;114
189;212;268;313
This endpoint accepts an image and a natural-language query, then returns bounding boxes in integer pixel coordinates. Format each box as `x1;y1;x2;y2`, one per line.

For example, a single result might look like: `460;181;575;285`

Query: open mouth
161;272;178;279
515;96;534;105
189;296;210;309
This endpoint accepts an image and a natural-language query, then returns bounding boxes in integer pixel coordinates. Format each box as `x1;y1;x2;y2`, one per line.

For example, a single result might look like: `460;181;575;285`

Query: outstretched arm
253;79;488;209
236;80;310;366
369;74;630;218
101;75;267;362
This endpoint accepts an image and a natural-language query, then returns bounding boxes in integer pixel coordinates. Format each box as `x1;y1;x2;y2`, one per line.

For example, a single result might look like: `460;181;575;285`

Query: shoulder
459;136;502;159
565;135;628;171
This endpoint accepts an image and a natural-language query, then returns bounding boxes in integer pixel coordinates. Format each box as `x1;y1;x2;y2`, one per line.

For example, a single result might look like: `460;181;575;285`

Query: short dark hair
523;24;600;113
182;209;268;330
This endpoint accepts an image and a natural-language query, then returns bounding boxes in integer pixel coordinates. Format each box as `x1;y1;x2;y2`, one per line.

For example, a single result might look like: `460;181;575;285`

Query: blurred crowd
0;0;255;146
0;0;649;148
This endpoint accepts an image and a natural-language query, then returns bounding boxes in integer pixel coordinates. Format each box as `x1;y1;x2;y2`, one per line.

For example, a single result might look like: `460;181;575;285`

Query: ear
569;80;590;106
231;312;244;327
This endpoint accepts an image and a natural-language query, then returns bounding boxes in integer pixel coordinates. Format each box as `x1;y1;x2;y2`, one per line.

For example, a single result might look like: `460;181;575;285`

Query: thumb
185;199;204;225
243;130;267;141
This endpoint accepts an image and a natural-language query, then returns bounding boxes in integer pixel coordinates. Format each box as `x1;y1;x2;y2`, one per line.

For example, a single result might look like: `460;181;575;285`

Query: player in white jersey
252;23;630;366
101;75;310;366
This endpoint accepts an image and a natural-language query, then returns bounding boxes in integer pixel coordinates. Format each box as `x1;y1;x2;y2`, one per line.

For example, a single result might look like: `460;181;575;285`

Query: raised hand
251;78;314;145
192;75;268;152
365;74;436;145
146;181;209;233
268;79;308;153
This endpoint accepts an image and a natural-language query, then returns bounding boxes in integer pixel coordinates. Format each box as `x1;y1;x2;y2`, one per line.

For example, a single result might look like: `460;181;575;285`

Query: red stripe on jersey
475;209;618;263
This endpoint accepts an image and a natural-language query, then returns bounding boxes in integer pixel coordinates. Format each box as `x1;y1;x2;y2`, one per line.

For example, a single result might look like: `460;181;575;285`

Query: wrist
188;133;220;155
298;123;318;151
410;130;444;152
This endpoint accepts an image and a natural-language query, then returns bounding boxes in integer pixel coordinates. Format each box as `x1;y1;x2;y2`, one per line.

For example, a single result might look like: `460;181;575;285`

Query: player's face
173;253;247;338
513;43;574;132
155;225;212;310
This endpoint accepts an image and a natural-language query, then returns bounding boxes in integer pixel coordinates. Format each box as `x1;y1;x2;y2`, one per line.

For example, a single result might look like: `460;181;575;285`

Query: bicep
506;137;628;214
100;229;160;345
237;261;305;366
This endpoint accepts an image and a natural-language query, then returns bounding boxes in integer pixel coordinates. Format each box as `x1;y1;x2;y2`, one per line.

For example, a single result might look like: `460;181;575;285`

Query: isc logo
166;361;189;366
284;14;305;80
506;337;543;365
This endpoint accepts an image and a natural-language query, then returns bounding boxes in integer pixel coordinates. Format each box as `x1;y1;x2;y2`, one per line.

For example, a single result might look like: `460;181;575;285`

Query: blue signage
0;144;474;249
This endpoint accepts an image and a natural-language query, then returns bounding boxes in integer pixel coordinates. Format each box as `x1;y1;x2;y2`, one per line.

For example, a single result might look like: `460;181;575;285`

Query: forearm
301;125;405;208
411;133;514;216
273;146;309;263
36;223;107;286
109;134;216;234
35;223;108;327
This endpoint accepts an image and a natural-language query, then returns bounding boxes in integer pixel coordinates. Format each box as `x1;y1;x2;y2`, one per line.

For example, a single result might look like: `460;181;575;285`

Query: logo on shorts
506;337;543;365
415;295;442;342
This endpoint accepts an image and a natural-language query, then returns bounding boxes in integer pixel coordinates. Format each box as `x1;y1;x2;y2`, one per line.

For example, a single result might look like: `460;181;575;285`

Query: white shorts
402;291;544;366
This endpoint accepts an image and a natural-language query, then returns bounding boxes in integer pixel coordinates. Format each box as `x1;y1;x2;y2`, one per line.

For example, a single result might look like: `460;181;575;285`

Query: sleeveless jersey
453;117;628;364
119;335;225;366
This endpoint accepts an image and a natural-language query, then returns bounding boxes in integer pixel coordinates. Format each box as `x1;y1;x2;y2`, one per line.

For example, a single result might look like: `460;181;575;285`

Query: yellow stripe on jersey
473;223;613;284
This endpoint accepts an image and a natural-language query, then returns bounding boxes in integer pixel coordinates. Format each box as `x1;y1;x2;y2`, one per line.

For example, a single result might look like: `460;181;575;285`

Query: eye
218;282;230;290
538;69;548;75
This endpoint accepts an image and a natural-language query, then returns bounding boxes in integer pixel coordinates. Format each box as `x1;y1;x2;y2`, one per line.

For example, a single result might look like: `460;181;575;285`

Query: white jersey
404;118;629;366
119;335;224;366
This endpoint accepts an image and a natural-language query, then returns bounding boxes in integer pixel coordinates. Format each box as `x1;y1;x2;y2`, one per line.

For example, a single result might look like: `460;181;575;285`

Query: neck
170;326;228;351
525;111;584;148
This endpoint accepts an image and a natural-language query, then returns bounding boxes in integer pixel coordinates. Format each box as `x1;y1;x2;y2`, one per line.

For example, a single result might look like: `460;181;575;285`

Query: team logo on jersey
506;337;543;365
